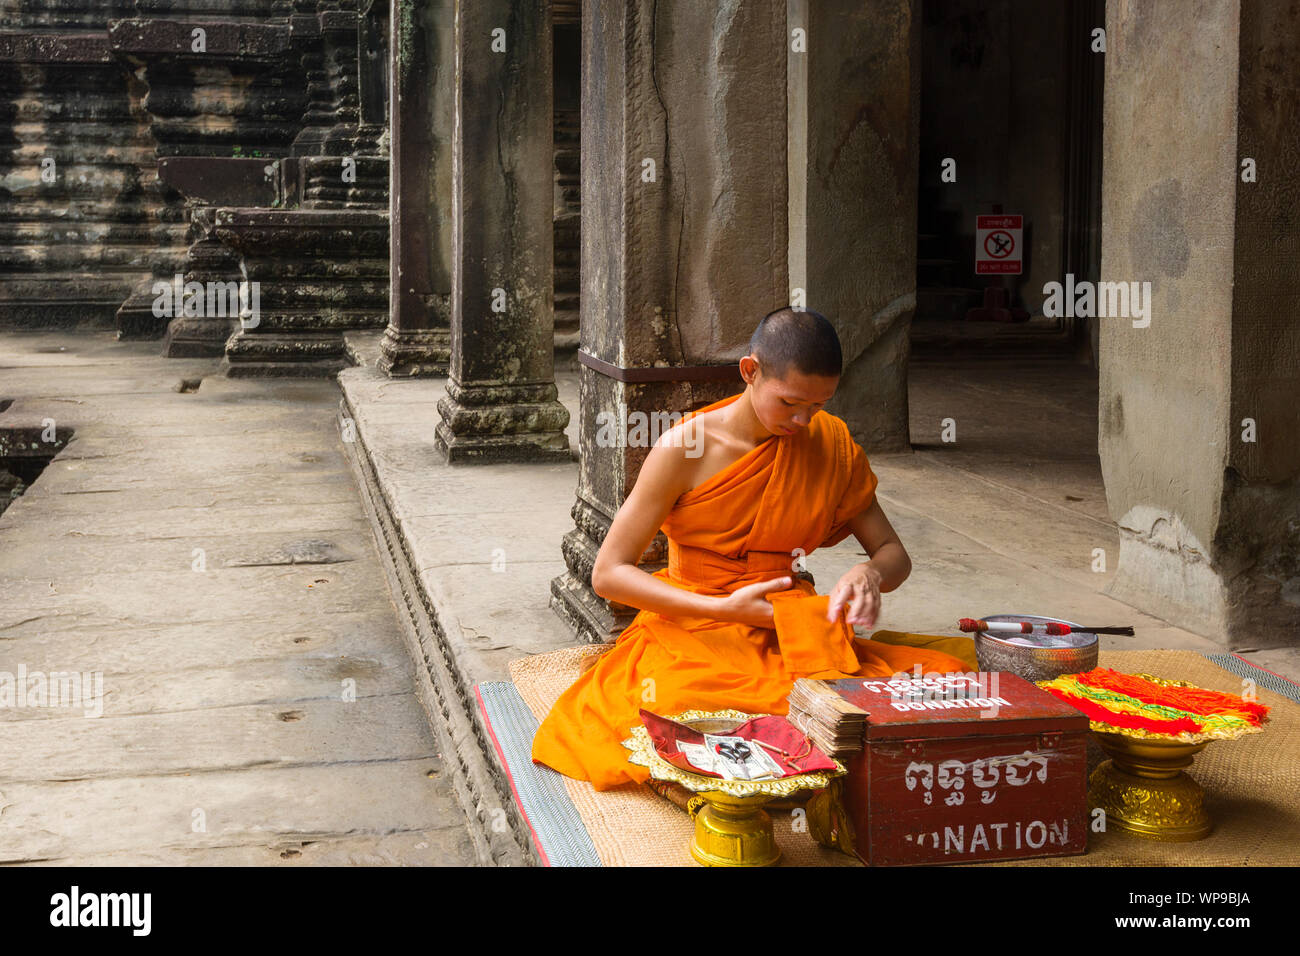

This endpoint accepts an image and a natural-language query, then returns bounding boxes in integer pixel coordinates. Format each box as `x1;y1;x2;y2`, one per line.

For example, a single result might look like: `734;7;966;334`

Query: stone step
0;200;185;223
554;151;580;176
0;166;171;199
227;274;384;300
220;333;352;379
0;223;187;245
0;243;176;270
235;311;389;332
240;261;391;283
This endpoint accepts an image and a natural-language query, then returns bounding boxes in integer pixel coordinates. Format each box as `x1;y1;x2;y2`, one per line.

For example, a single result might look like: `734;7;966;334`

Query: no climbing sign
975;215;1022;275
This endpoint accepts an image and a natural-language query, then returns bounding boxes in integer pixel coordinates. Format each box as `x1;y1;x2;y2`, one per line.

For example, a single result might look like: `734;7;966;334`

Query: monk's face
748;360;838;436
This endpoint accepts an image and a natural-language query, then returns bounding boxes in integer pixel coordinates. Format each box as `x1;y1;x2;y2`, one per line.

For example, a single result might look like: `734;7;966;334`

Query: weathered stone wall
0;2;165;327
1221;0;1300;640
635;0;789;363
553;0;786;643
0;0;309;331
109;4;311;338
218;0;391;374
552;19;580;350
1100;0;1238;638
1099;0;1299;647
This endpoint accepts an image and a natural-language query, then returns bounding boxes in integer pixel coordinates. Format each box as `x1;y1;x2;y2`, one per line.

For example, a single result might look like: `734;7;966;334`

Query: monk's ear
739;354;760;382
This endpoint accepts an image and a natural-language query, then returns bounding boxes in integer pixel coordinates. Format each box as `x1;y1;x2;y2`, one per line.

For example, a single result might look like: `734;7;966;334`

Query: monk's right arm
591;435;744;622
593;558;733;619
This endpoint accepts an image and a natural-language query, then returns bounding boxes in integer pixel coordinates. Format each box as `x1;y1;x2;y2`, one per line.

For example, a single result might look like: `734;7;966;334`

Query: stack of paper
786;679;868;757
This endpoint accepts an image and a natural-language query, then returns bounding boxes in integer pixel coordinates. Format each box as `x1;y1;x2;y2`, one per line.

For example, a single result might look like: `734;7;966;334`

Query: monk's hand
720;576;793;628
828;564;883;628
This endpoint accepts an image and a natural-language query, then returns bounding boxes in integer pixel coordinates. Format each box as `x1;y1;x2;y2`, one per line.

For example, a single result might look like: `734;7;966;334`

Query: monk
531;307;972;790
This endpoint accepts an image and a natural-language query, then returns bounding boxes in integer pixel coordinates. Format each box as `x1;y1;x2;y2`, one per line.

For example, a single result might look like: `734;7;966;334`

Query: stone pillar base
377;324;451;377
1108;499;1300;649
549;493;651;643
434;380;570;463
162;207;245;358
1107;506;1230;642
550;569;627;645
116;273;184;340
162;316;239;358
219;331;351;378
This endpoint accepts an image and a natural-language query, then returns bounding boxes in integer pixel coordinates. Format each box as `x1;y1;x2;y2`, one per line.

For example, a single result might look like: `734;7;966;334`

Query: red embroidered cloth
639;708;837;779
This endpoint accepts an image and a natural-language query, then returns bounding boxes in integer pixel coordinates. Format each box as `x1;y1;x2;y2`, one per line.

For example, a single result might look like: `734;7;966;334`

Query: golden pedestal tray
1090;731;1213;841
1062;674;1265;842
622;709;846;867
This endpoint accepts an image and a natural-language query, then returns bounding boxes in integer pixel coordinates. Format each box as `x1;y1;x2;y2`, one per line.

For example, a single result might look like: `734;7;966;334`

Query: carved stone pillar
550;0;788;643
218;0;392;376
434;0;569;462
790;0;920;452
379;0;453;377
1099;0;1300;647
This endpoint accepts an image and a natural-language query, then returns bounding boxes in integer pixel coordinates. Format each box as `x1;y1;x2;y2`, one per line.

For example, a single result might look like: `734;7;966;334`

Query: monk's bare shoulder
648;410;720;495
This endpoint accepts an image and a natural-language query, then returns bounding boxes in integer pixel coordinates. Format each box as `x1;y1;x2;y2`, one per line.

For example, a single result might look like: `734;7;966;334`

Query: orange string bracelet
1074;668;1269;724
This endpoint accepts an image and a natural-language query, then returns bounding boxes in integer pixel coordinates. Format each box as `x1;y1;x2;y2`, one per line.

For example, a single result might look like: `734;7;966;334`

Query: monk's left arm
826;499;912;626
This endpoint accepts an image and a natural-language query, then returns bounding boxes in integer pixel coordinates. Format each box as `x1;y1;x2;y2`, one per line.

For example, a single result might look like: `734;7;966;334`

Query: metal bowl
972;612;1098;683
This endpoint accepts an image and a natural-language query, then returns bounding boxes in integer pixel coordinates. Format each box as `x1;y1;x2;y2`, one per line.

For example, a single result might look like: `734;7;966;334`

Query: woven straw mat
507;646;1300;866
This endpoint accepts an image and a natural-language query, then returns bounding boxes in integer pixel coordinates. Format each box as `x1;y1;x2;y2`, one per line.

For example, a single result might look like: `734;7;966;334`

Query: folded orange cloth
768;590;861;678
530;393;972;791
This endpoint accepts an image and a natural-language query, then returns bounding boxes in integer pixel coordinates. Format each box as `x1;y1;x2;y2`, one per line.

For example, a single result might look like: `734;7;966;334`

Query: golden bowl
622;709;846;866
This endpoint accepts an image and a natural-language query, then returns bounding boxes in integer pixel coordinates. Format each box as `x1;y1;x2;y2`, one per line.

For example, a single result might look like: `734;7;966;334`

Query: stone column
550;0;788;643
379;0;453;376
1099;0;1300;647
789;0;920;452
434;0;569;462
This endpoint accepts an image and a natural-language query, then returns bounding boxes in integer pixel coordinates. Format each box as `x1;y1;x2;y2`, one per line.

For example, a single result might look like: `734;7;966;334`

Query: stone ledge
0;32;113;63
339;396;532;866
107;19;292;59
337;364;582;863
337;369;583;866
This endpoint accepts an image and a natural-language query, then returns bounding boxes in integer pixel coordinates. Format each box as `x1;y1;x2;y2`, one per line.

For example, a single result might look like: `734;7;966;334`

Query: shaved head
748;307;843;381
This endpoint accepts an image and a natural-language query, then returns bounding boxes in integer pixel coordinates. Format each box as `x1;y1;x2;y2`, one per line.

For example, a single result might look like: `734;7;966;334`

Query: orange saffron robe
530;392;971;791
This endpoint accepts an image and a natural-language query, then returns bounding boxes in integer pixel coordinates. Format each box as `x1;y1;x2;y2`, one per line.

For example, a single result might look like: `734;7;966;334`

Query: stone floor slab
0;332;478;866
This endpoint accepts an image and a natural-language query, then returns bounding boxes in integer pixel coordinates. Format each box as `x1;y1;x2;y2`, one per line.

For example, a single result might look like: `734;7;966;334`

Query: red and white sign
975;215;1022;275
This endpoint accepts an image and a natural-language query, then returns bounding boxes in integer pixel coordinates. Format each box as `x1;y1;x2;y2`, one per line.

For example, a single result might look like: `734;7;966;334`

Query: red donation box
833;672;1089;865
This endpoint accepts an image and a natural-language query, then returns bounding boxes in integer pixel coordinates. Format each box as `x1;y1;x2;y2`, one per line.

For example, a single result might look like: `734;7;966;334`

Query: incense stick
958;618;1134;637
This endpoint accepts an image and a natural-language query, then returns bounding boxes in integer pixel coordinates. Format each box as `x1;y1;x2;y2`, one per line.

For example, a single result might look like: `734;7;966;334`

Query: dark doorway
914;0;1103;364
